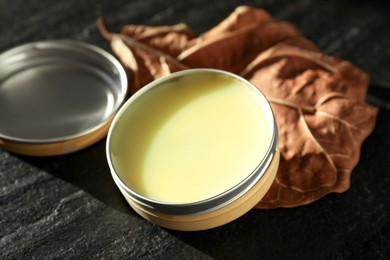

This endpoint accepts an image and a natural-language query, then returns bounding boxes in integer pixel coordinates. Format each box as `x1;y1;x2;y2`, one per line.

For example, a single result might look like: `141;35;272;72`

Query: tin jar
106;69;279;231
0;41;127;156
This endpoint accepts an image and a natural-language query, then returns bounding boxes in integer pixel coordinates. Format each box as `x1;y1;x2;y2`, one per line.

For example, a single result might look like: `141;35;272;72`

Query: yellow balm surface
110;72;271;203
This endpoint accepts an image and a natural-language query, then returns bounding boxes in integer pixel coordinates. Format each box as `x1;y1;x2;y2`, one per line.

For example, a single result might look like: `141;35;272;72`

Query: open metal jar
107;69;279;231
0;40;127;156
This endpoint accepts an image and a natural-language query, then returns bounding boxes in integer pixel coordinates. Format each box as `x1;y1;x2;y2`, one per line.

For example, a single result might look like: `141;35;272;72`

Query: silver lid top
0;40;127;144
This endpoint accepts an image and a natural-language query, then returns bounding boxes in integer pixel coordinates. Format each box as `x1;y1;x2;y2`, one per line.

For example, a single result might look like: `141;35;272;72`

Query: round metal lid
0;40;127;155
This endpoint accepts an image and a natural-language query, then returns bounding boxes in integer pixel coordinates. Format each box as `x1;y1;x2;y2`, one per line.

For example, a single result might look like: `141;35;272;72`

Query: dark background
1;0;389;259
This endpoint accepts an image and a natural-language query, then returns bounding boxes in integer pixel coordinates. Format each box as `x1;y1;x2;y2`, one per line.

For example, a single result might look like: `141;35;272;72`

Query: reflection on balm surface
110;73;271;203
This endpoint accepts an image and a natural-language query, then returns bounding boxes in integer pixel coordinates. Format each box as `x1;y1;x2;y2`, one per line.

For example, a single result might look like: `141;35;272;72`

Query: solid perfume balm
107;69;279;231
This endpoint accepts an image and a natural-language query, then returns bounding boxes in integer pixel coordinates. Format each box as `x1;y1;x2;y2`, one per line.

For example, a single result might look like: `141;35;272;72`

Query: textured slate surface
1;0;389;259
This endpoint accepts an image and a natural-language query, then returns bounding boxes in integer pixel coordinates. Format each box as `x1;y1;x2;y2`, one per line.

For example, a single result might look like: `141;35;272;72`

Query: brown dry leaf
97;18;189;93
98;6;378;208
112;34;188;93
198;5;273;40
179;21;302;74
121;23;196;57
243;43;378;208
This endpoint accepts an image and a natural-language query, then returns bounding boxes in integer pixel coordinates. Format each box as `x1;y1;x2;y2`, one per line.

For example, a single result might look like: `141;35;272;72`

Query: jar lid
0;40;127;156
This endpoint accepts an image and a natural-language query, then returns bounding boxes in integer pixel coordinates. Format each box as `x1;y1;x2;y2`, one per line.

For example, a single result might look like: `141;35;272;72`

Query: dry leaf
98;19;189;92
243;43;378;207
121;23;196;57
178;21;301;74
198;5;273;40
98;6;378;208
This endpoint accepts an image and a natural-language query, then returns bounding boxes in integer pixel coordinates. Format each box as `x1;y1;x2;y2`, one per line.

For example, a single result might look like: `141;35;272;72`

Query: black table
1;0;389;259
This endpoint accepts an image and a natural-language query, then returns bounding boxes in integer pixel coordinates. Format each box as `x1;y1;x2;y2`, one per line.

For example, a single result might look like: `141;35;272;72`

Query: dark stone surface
1;0;389;259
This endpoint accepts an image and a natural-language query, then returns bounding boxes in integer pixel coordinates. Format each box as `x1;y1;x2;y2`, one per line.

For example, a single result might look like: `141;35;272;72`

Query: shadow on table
18;139;132;215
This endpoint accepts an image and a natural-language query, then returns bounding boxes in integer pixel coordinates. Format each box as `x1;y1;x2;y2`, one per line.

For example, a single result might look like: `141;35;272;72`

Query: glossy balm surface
109;73;271;203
